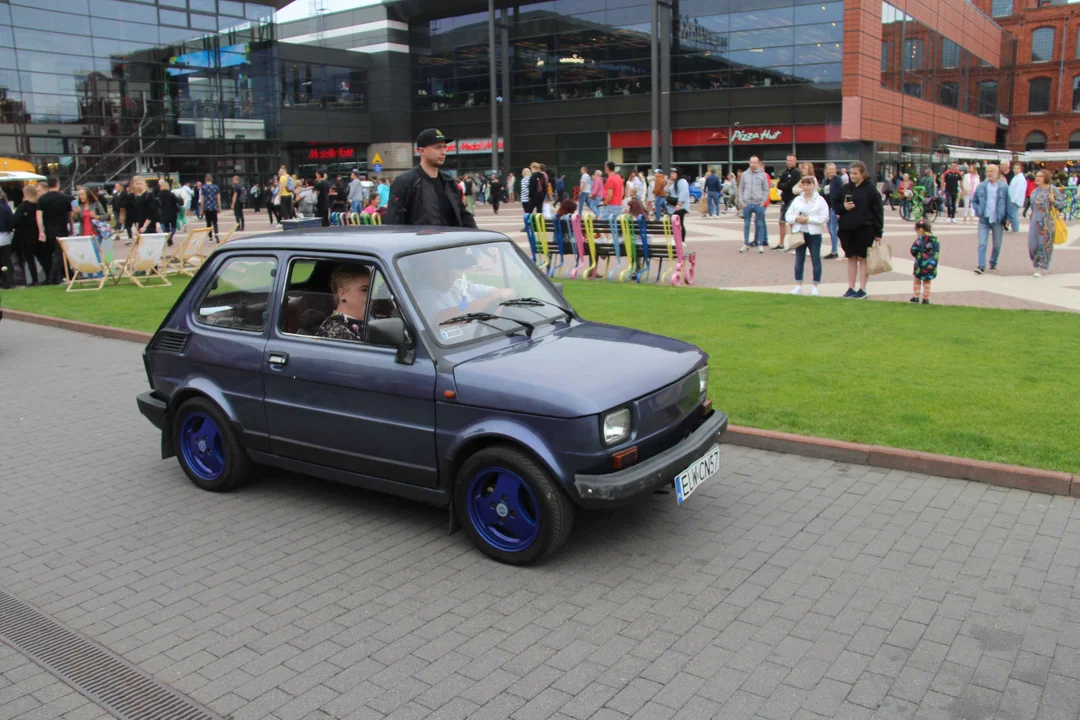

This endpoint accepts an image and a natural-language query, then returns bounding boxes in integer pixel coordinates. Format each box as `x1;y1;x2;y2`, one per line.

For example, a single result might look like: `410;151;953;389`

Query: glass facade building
0;0;289;184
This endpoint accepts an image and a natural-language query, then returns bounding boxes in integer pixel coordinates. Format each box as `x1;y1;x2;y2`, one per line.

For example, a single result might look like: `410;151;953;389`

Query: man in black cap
385;129;477;228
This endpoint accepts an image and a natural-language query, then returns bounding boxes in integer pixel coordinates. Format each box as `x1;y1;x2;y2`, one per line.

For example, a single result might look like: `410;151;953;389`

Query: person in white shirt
1007;163;1027;233
784;175;830;295
578;166;591;215
961;165;980;223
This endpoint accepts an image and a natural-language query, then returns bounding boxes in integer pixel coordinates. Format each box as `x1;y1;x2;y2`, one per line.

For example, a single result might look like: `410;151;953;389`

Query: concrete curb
724;426;1079;498
4;310;153;344
7;312;1078;499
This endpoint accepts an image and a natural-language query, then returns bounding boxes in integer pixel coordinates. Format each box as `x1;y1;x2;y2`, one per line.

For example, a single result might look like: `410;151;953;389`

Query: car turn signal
612;447;638;470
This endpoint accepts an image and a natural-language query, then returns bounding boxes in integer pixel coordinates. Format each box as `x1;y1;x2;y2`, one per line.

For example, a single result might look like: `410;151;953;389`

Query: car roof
220;227;512;261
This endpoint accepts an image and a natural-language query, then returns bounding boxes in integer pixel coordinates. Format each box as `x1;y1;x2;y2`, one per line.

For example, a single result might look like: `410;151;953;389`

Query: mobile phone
845;194;853;204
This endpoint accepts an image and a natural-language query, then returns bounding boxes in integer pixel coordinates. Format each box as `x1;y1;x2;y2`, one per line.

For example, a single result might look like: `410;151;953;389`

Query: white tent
1019;150;1080;163
943;144;1013;163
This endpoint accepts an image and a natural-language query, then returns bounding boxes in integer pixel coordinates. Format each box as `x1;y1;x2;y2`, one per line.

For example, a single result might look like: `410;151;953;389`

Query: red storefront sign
610;124;832;148
307;147;356;160
414;138;505;155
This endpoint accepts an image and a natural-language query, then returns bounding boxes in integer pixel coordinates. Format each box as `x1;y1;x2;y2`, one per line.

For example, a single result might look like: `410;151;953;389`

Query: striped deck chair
163;227;213;275
114;232;171;288
59;235;111;291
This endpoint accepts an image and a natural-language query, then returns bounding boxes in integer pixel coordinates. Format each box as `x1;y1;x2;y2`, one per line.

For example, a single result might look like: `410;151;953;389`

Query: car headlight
697;366;709;396
602;408;632;446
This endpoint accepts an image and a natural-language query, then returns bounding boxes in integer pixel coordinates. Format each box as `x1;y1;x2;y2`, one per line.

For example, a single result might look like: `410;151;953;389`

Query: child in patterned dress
910;218;939;305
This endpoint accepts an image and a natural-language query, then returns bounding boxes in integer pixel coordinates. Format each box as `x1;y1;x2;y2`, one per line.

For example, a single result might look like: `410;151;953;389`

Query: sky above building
276;0;382;23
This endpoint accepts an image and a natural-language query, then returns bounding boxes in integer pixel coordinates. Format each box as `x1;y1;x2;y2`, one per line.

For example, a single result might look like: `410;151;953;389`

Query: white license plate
674;445;721;505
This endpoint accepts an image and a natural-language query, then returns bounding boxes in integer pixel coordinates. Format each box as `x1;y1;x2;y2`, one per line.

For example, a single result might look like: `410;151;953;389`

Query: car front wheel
173;397;252;492
455;446;574;565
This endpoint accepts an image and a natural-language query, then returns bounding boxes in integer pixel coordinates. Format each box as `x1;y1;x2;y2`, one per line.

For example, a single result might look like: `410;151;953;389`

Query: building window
903;39;922;70
1031;28;1054;63
1029;77;1051;113
1074;76;1080;112
1025;131;1047;151
991;0;1012;16
941;39;960;69
882;41;890;72
978;80;999;116
939;82;959;108
903;82;923;99
1070;130;1080;149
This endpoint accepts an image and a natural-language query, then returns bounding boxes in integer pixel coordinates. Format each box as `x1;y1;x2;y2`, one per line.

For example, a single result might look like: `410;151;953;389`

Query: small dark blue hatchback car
137;228;727;564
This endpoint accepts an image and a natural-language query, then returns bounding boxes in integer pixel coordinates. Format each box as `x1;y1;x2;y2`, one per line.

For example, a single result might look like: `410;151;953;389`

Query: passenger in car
316;264;371;341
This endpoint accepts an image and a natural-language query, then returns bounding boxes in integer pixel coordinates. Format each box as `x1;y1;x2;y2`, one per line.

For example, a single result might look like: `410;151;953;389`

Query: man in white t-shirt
578;166;591;215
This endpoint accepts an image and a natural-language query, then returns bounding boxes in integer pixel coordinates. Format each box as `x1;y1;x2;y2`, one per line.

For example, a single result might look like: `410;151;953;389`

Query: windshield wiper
499;297;573;323
439;312;535;337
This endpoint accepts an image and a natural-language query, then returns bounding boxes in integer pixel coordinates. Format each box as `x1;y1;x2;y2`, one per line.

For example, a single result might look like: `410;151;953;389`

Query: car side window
279;258;400;345
196;256;277;332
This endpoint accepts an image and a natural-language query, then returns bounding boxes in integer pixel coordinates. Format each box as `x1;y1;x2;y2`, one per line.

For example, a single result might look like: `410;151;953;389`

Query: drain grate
0;587;223;720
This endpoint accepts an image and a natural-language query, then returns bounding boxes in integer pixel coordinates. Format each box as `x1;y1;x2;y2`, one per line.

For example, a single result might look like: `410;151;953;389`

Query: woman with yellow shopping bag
833;161;884;299
1028;169;1065;277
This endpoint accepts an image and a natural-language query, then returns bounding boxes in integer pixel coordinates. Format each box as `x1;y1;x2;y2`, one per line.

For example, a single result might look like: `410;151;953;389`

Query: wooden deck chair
59;235;111;291
163;226;212;275
114;232;171;287
218;223;240;245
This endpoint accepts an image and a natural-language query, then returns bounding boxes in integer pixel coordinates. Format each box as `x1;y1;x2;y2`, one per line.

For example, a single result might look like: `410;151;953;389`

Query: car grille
151;330;189;354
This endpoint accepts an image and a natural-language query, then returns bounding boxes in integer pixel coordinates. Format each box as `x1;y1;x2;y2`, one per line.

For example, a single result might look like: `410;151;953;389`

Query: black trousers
945;190;957;219
45;234;65;285
319;208;330;227
280;196;293;220
205;210;219;239
491;196;500;213
233;205;245;230
0;244;13;288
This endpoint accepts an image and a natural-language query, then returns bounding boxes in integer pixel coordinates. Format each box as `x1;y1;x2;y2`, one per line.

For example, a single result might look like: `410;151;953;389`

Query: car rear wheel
174;397;252;492
455;446;574;565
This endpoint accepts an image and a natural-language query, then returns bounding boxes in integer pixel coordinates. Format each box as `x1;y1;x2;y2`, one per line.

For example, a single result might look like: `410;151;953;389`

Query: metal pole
659;0;670;170
488;0;498;174
650;0;659;173
501;7;511;177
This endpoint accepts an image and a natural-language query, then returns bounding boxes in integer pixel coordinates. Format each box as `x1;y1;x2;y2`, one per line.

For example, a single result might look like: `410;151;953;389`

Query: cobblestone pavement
2;320;1080;720
471;204;1080;313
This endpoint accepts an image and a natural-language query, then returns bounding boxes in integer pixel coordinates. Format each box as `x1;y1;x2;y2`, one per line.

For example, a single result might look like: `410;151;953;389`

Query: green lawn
4;279;1079;474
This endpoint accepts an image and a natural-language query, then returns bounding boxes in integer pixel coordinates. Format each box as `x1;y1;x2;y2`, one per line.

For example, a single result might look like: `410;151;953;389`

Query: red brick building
971;0;1080;153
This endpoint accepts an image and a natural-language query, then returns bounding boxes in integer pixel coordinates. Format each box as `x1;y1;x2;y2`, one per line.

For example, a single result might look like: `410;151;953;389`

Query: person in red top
1023;173;1036;218
602;161;624;219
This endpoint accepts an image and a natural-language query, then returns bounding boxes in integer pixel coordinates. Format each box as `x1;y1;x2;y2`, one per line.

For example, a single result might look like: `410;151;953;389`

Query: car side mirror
553;282;564;297
368;317;414;364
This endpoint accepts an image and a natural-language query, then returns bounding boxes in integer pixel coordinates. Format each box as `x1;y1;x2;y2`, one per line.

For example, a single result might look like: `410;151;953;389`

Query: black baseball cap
416;128;453;147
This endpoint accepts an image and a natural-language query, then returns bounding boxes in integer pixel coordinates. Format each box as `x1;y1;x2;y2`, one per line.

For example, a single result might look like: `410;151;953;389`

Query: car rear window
196;256;277;332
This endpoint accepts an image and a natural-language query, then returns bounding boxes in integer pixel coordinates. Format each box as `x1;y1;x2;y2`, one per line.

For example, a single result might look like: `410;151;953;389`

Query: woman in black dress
833;160;884;299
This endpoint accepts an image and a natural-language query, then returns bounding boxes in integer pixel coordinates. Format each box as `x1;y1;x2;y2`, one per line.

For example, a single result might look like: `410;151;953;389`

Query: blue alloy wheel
466;467;540;553
180;412;226;481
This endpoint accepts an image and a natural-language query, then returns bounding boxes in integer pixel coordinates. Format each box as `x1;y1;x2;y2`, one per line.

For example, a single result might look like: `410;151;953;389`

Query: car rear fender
160;378;241;459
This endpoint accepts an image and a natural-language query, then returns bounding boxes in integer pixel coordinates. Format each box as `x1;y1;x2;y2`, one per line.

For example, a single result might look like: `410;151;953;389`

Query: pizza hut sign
730;128;783;143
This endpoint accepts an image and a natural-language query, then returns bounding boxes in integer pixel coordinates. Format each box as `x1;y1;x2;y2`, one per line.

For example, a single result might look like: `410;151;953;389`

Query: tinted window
197;256;277;332
1028;78;1051;113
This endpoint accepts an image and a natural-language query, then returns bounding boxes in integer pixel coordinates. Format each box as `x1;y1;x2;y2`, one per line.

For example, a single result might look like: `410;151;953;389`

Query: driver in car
317;264;371;341
414;251;515;325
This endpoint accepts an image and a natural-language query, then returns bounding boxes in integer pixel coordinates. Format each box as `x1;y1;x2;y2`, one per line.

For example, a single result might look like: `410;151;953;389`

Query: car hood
451;322;706;418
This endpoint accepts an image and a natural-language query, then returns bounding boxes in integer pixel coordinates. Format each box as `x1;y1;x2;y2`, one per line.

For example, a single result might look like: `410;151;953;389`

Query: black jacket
385;165;477;228
833;180;884;237
159;189;181;223
0;199;13;234
777;166;802;204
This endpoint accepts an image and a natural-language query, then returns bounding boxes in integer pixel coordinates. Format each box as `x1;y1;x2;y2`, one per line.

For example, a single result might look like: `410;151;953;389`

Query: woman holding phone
833;160;884;298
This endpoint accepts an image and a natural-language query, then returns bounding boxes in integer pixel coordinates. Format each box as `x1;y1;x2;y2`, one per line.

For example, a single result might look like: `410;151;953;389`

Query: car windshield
398;241;569;346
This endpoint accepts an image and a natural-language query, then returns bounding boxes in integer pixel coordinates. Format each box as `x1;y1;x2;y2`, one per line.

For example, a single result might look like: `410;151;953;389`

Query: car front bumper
137;390;167;430
572;410;728;507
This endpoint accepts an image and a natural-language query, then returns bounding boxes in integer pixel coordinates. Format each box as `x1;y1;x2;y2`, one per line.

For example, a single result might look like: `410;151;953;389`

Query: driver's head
331;264;371;315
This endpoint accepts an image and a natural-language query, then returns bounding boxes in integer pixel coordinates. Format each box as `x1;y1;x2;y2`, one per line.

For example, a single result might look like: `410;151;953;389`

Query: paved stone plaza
469;204;1080;313
1;320;1079;720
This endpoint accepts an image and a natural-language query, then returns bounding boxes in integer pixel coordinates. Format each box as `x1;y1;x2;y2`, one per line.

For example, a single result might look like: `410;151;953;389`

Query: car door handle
267;352;288;367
